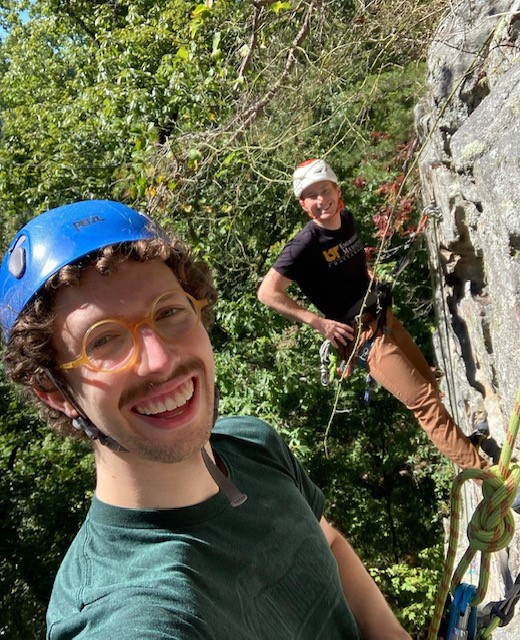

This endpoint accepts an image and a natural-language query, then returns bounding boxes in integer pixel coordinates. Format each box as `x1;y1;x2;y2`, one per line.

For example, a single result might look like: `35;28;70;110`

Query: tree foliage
0;1;453;637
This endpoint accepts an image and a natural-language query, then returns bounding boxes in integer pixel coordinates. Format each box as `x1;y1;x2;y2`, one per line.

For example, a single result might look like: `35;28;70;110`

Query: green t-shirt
47;416;361;639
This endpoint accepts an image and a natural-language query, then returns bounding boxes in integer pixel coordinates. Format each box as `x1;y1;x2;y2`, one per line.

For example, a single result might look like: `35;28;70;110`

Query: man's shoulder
211;415;316;497
272;221;320;274
211;415;295;465
340;207;355;223
282;219;318;247
212;415;281;448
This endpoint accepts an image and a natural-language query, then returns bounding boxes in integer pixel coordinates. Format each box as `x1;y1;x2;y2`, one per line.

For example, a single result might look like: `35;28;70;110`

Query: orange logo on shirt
323;245;341;262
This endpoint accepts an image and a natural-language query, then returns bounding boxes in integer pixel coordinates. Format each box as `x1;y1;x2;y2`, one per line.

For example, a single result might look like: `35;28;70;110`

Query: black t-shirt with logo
272;209;370;323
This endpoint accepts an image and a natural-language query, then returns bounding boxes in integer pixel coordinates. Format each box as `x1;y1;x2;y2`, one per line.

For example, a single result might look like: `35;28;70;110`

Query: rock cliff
417;0;520;636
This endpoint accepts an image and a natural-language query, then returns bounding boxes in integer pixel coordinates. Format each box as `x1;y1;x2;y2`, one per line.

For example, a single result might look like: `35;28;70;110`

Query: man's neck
93;443;220;509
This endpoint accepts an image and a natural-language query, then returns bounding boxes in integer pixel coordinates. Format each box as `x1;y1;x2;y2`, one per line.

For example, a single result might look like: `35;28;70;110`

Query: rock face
417;0;520;636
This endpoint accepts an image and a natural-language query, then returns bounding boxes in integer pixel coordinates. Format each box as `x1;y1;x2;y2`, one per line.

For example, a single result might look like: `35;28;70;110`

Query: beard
122;417;214;464
85;356;216;464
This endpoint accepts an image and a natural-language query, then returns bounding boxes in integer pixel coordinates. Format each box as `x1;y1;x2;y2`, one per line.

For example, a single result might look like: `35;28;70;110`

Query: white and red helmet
293;158;338;199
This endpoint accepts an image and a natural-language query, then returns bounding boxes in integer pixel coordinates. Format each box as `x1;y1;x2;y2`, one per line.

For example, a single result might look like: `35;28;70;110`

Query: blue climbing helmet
0;200;169;341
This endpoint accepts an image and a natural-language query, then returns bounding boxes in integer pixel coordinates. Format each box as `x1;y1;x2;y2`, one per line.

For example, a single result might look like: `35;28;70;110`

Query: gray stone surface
417;0;520;636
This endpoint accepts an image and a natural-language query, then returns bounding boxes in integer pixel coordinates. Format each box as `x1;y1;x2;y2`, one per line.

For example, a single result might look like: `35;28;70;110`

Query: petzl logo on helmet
73;215;105;231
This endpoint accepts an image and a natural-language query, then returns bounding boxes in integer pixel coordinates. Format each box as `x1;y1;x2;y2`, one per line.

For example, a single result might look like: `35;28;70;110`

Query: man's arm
257;268;353;348
320;517;411;640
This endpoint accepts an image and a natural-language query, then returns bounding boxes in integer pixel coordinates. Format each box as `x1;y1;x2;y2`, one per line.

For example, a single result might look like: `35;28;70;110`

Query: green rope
427;386;520;640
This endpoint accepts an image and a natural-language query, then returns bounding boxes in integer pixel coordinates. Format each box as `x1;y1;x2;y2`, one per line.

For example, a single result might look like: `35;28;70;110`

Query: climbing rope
427;385;520;640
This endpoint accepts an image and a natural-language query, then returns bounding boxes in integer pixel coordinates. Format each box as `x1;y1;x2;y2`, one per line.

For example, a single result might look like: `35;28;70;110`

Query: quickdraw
476;572;520;636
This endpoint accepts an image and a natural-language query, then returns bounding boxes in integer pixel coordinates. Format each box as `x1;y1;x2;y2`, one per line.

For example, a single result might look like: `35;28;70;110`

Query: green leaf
175;45;190;61
270;1;292;14
192;4;211;19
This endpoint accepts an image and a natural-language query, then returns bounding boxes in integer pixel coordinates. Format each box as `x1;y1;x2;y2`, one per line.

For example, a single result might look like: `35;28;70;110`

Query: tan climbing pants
360;308;487;471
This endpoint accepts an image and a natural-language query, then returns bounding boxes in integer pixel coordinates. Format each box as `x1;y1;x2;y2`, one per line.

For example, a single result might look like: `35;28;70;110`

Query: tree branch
227;0;321;144
233;4;262;92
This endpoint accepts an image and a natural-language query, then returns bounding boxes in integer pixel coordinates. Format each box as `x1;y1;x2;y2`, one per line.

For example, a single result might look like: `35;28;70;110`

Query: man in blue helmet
0;200;411;639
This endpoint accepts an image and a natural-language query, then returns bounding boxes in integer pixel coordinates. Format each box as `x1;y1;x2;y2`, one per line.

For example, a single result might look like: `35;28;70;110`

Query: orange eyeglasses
57;290;207;374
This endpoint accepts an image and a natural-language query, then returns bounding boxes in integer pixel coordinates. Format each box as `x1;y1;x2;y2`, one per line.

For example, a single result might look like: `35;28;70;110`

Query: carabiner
447;583;477;639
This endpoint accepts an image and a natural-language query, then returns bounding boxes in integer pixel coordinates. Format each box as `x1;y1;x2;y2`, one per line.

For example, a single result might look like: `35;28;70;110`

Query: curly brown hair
3;237;217;441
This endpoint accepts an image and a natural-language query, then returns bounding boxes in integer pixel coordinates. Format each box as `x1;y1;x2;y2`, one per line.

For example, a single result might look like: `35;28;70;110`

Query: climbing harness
427;385;520;640
318;281;392;396
319;339;375;403
343;281;393;327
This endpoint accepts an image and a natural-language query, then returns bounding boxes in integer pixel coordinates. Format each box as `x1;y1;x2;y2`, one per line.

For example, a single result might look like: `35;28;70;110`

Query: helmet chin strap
201;447;247;507
45;371;247;507
201;386;247;507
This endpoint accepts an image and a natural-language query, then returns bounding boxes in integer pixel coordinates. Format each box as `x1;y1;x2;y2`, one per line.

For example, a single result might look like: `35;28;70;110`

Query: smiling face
299;179;342;229
49;258;215;464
